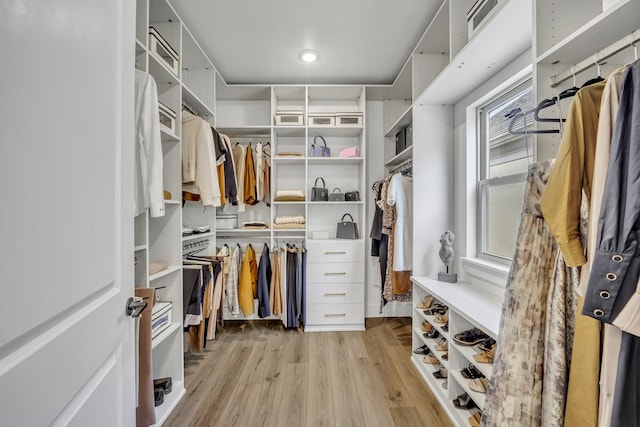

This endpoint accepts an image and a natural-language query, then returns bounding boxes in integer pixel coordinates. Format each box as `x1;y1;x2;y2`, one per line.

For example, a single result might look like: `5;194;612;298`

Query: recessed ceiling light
300;50;318;63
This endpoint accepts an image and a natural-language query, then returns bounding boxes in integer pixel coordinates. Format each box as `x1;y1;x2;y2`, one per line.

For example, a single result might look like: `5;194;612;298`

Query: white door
0;1;136;425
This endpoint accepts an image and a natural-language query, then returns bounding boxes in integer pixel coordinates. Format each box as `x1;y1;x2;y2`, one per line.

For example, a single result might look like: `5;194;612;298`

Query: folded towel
274;215;306;225
275;190;305;198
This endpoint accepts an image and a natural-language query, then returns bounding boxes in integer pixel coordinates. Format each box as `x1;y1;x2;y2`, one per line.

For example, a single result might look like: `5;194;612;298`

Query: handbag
329;188;345;201
310;135;330;157
311;177;329;201
336;213;359;239
345;190;360;201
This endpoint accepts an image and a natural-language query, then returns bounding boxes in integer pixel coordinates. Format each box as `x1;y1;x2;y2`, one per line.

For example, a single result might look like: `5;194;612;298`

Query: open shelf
153;381;185;426
307;157;364;165
385;105;412;137
385;146;413;168
182;231;214;242
151;322;181;349
149;265;182;282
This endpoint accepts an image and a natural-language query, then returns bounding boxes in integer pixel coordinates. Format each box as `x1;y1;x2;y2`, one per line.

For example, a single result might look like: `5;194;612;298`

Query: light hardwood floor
165;317;454;427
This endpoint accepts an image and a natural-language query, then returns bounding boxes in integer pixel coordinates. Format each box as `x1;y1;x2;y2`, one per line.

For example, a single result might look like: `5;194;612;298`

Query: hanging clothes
255;142;264;202
182;112;221;207
540;79;608;427
387;173;413;294
270;248;284;316
133;70;165;218
244;145;258;205
263;156;271;206
483;161;562;427
238;243;258;316
225;244;241;316
232;143;246;213
219;133;239;206
257;243;272;318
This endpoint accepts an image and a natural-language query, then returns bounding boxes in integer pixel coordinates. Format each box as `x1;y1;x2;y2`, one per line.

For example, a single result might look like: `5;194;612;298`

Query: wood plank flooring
165;318;453;427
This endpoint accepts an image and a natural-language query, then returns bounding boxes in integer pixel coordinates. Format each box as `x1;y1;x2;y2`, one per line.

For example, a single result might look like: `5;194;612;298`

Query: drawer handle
324;251;347;255
324;292;347;296
324;313;347;317
324;272;347;276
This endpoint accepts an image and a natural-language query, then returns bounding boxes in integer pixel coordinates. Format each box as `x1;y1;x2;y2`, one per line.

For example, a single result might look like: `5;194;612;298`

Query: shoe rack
411;276;501;427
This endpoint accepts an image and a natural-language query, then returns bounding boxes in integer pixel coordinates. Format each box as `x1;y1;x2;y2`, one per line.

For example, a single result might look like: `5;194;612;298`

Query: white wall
452;49;532;289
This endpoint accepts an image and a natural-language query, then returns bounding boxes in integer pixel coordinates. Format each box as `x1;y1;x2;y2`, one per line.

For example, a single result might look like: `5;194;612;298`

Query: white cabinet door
0;1;136;425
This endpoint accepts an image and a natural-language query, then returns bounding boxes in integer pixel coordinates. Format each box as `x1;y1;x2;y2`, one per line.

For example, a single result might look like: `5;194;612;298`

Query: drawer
306;262;364;283
305;303;364;325
306;240;364;263
306;282;364;304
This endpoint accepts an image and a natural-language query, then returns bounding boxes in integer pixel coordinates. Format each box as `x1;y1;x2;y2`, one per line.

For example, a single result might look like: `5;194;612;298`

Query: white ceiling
169;0;444;86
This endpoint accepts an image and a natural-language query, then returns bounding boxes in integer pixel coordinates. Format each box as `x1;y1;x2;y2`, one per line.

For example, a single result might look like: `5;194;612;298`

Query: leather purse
345;190;360;201
329;188;345;201
311;177;329;201
310;135;330;157
336;213;359;239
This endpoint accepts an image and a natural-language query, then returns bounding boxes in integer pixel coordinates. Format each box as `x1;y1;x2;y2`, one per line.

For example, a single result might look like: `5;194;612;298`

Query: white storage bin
158;102;176;135
148;27;179;76
335;113;363;127
275;110;304;126
308;113;335;127
216;214;238;230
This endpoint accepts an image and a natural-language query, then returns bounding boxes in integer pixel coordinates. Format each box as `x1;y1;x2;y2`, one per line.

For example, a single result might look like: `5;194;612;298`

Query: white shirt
387;173;413;271
134;70;165;217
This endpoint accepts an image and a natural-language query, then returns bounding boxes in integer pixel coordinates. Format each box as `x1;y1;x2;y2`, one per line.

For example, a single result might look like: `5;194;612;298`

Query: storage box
308;113;335;127
158;102;176;135
216;214;238;230
275;110;304;126
339;146;359;157
395;128;406;155
467;0;504;40
151;302;172;339
335;113;363;127
148;27;179;76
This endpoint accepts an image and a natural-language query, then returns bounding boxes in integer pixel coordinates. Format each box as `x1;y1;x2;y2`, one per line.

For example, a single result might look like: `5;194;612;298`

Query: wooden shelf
385;105;412;137
385;146;413;168
149;265;181;282
536;0;640;65
412;277;502;338
307;157;364;165
414;0;532;105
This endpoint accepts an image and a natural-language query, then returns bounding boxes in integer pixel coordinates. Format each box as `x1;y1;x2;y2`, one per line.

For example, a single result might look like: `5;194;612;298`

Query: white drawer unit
305;303;365;326
305;240;364;263
305;240;365;332
306;261;364;283
306;282;364;304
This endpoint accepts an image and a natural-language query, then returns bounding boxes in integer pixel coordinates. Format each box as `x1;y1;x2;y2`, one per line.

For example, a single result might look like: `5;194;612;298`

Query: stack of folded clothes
273;190;305;202
273;215;306;229
242;221;268;229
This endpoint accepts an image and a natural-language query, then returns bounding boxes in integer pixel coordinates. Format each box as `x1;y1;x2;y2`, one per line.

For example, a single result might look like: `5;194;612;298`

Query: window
477;80;533;261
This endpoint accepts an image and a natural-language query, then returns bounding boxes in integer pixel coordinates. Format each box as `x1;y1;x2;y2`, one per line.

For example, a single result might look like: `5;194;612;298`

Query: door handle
324;313;346;317
324;292;347;296
324;251;346;255
126;297;147;318
324;272;347;276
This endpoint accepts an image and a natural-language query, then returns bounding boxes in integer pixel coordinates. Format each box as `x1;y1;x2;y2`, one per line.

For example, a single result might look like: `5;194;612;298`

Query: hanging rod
222;134;271;139
388;159;412;175
550;28;640;87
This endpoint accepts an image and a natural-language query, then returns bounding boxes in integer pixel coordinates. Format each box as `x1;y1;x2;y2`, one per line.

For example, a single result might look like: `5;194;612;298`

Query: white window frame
476;78;532;264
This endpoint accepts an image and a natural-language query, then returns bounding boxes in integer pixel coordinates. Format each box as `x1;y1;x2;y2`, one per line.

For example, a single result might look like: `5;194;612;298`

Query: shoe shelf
413;327;449;370
449;369;486;409
416;308;450;340
411;354;469;427
153;380;186;427
452;342;493;379
412;276;503;427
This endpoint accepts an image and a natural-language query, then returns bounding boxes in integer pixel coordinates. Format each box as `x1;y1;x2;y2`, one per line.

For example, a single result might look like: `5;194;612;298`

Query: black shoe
154;388;165;407
478;337;496;352
413;345;430;355
154;377;172;395
423;329;440;339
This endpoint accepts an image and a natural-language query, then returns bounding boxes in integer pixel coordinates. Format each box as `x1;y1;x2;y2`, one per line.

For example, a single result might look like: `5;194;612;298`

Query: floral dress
483;161;581;427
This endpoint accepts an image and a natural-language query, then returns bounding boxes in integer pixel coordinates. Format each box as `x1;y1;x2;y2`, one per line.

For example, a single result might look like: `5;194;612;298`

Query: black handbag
310;135;330;157
336;213;359;239
329;188;345;201
311;177;328;201
345;190;360;201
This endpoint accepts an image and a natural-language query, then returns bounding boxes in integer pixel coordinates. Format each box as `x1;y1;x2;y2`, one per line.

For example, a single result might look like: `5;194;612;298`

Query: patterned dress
483;161;582;427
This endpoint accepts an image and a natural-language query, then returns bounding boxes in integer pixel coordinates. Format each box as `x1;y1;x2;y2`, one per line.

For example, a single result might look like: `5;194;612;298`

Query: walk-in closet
3;0;640;426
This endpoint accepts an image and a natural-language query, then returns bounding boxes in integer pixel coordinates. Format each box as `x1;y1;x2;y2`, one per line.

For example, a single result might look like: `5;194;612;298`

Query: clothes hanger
507;107;559;135
581;55;605;88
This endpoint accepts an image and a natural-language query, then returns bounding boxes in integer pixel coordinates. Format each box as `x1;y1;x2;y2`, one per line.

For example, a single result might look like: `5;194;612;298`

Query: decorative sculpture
438;231;457;283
